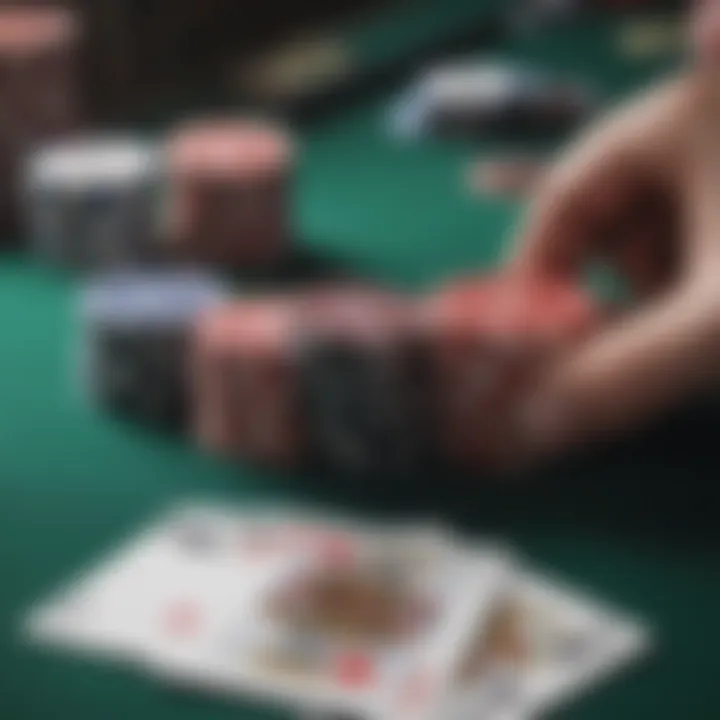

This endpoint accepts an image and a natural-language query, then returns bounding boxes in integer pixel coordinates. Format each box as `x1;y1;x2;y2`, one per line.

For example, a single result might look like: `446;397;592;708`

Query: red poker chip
426;274;598;340
425;274;599;468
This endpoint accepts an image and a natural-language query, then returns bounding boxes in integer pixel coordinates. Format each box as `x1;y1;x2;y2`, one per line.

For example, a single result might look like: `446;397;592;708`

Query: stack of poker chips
164;119;294;270
190;286;432;476
79;271;227;432
293;287;432;477
22;119;296;273
24;137;160;269
421;276;599;469
192;296;302;468
186;276;598;474
0;6;82;234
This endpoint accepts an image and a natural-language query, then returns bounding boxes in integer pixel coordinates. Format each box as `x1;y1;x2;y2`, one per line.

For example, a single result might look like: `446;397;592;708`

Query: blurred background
2;2;718;720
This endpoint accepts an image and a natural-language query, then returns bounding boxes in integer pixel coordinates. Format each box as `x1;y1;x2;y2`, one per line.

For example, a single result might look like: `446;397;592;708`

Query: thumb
520;283;720;454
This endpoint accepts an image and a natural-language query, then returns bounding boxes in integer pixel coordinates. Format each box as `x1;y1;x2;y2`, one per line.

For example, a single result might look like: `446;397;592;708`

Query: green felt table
1;6;718;720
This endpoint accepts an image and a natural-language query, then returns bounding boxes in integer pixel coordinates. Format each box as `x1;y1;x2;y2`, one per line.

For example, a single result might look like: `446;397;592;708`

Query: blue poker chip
80;271;228;329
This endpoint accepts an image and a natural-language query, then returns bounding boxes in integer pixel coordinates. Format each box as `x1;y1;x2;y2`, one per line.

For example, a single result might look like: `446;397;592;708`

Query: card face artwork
24;503;651;720
443;568;652;720
145;511;510;720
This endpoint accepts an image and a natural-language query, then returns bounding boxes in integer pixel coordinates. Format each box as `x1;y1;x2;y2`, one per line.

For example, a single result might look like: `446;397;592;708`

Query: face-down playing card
144;512;511;720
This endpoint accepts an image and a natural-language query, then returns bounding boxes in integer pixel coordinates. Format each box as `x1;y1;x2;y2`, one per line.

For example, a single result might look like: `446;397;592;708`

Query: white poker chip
26;136;159;191
24;135;164;269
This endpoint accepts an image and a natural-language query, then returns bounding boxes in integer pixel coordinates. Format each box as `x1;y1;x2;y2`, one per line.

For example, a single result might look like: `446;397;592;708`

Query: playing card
25;510;192;662
443;566;652;720
144;512;512;720
25;503;650;720
306;563;651;720
24;503;278;663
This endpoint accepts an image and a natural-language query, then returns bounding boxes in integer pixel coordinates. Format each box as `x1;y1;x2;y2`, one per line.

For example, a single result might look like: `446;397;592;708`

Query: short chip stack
192;298;302;466
164;119;294;269
80;271;226;432
422;275;598;469
24;136;160;269
0;6;82;232
295;287;431;477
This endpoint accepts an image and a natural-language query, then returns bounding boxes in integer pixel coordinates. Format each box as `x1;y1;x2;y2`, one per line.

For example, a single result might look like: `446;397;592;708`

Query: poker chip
423;275;598;469
80;271;226;432
1;6;82;231
167;119;293;181
164;118;294;269
191;298;302;465
0;7;78;57
24;136;161;269
294;286;431;477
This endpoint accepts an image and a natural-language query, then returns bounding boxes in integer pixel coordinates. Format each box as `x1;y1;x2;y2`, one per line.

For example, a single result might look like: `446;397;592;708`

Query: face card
144;515;512;720
442;567;652;720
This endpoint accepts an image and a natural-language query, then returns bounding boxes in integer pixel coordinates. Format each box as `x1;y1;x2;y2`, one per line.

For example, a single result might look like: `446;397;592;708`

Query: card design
24;503;651;720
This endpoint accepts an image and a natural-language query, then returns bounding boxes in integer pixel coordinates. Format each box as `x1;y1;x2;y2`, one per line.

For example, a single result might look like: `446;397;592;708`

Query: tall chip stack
164;119;294;270
192;298;302;467
422;276;598;470
0;6;82;234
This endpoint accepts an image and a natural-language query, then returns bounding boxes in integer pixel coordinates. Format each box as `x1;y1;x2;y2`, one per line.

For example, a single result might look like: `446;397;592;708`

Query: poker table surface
1;5;718;720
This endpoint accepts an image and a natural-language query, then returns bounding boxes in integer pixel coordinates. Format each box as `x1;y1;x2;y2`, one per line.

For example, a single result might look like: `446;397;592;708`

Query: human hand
508;6;720;456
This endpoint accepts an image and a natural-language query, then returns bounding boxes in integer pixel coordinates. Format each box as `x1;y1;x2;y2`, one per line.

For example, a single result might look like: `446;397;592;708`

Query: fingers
521;284;720;454
600;189;680;299
509;77;694;279
508;123;632;278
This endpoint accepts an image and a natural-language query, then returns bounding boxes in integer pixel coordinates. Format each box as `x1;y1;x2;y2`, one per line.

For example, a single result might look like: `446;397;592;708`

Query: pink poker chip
0;8;79;56
298;285;415;346
167;119;293;181
194;298;296;355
